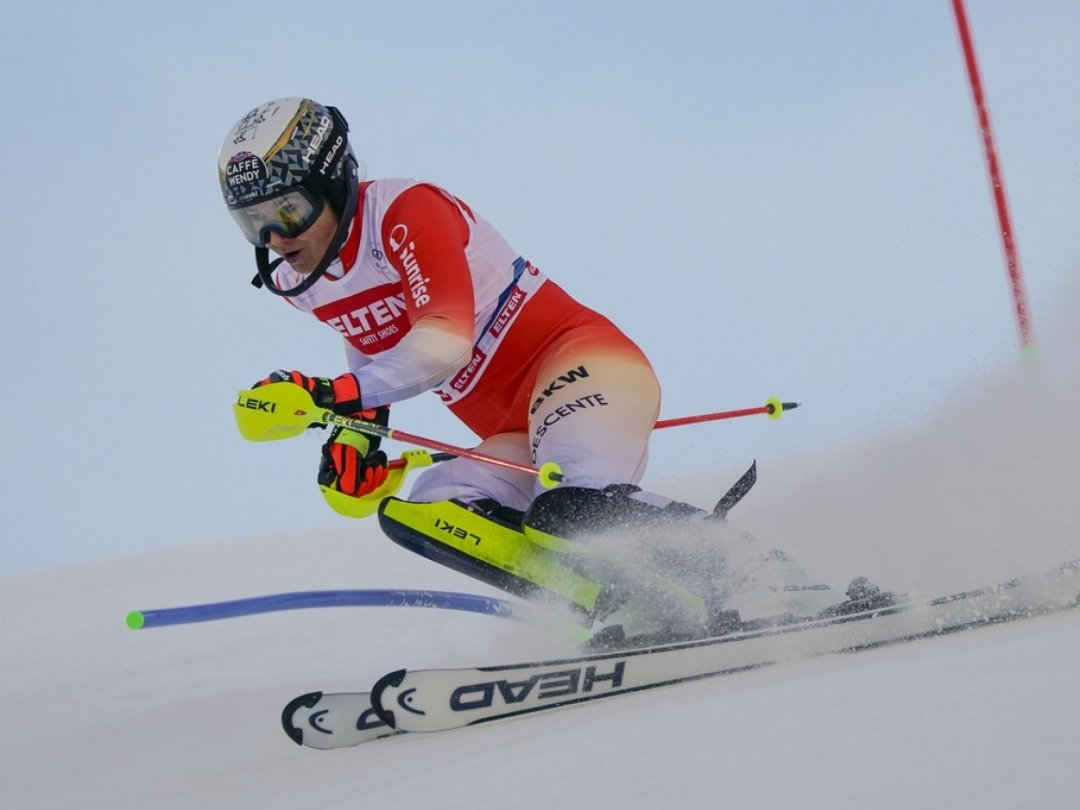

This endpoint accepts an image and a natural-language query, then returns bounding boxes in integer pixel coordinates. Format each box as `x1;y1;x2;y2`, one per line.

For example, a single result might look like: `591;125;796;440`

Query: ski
365;559;1080;734
281;691;402;748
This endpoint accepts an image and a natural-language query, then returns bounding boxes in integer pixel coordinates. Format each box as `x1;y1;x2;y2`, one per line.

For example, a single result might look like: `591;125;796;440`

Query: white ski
366;560;1080;734
281;691;402;748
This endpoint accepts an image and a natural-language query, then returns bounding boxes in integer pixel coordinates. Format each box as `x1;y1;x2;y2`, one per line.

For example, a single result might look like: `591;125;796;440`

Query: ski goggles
229;187;325;246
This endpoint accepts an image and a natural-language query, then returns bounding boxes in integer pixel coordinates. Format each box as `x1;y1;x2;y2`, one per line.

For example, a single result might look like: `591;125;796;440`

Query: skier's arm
348;185;476;407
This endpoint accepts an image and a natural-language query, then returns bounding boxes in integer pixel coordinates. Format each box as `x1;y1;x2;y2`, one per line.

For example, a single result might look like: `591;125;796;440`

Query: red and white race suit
274;179;661;509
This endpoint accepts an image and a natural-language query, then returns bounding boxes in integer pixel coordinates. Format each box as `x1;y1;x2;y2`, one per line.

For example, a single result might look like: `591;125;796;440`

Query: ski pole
234;383;565;488
654;397;797;429
352;396;794;478
385;451;455;470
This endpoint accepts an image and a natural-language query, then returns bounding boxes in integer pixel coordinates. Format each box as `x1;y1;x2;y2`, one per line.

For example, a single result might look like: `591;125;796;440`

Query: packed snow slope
5;293;1080;809
3;528;1079;809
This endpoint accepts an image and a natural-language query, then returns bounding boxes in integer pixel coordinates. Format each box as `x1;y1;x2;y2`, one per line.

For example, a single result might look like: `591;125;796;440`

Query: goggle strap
252;248;285;289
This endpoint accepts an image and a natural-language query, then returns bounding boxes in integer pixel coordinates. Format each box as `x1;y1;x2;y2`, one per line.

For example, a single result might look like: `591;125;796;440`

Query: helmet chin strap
250;156;360;297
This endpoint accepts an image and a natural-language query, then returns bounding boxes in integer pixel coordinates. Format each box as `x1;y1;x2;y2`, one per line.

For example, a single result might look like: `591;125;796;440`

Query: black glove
317;407;391;497
255;370;364;416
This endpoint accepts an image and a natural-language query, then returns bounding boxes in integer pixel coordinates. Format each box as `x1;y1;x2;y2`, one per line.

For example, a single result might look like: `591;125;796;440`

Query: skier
217;98;696;522
219;97;837;638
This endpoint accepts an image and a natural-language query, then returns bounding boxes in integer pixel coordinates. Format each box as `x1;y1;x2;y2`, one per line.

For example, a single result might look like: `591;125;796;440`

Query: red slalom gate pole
951;0;1034;349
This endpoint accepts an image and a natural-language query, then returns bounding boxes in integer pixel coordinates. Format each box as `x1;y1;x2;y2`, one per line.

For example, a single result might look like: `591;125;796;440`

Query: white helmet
218;97;360;296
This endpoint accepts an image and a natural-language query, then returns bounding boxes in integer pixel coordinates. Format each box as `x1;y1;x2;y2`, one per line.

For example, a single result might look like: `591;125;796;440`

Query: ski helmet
218;97;360;296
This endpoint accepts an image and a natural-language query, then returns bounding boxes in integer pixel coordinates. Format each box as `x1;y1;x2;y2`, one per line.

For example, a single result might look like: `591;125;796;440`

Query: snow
4;502;1079;808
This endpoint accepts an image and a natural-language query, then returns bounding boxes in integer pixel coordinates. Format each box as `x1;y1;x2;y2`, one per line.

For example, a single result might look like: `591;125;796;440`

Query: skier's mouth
284;249;304;264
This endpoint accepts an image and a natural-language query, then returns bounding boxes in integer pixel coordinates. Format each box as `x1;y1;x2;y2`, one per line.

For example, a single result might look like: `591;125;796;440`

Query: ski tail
712;461;757;519
282;691;401;749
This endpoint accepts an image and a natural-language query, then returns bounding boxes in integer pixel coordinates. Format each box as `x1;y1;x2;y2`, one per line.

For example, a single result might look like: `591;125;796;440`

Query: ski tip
281;691;324;746
370;669;408;729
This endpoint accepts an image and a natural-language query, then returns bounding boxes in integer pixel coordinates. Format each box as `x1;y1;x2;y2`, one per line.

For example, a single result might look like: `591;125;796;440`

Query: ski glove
317;407;391;497
255;370;364;416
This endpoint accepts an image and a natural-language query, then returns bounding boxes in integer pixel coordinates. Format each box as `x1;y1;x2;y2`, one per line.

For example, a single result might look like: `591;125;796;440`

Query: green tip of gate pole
126;610;145;630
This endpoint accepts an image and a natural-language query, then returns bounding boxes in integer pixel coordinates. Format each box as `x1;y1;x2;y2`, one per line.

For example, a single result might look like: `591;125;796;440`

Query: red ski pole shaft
329;413;565;487
653;398;798;430
386;452;455;470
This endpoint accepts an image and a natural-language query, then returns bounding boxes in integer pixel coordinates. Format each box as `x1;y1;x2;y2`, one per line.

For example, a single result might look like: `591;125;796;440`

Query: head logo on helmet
303;115;333;161
218;97;361;297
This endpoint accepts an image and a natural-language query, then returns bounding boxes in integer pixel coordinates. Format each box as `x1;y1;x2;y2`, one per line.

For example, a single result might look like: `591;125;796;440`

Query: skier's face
265;202;339;275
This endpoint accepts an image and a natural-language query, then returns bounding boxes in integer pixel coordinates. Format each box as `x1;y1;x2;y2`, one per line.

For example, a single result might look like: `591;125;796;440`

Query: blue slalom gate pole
126;589;519;629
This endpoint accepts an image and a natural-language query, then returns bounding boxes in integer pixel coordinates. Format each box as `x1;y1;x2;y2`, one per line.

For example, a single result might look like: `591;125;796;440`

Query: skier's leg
407;432;535;513
522;328;839;622
526;325;661;494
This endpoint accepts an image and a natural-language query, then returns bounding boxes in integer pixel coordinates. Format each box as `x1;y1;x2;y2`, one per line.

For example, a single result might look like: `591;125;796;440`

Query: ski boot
817;576;904;618
712;544;838;624
523;462;759;541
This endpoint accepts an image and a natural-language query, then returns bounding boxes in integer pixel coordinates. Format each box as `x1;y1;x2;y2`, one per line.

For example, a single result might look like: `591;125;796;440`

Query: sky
3;0;1080;574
